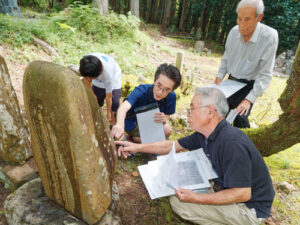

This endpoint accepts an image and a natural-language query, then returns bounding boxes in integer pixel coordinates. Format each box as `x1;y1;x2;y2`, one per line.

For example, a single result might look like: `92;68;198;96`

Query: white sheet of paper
138;148;214;199
136;107;165;144
206;79;247;98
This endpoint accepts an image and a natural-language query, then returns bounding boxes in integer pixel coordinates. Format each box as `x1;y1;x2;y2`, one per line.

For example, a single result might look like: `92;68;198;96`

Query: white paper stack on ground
138;143;217;199
206;79;247;98
136;104;166;144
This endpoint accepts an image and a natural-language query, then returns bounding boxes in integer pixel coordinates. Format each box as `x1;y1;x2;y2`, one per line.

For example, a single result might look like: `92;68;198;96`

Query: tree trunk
130;0;139;17
149;0;158;23
162;0;172;28
179;0;188;31
176;0;183;28
140;0;147;20
201;1;209;37
146;0;153;23
245;42;300;156
157;0;165;24
93;0;109;16
169;0;176;26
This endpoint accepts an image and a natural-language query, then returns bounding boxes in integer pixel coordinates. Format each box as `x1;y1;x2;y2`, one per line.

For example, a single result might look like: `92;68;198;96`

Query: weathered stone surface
4;178;122;225
2;157;38;186
0;55;31;163
23;61;118;225
277;181;297;194
194;41;205;53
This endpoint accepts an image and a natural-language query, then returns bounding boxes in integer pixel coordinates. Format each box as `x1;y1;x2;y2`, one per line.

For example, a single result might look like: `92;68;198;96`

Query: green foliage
0;15;49;46
263;0;300;53
50;4;140;43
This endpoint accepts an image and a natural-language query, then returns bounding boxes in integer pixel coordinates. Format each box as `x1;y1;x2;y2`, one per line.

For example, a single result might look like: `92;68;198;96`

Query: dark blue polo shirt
178;119;274;218
125;84;176;132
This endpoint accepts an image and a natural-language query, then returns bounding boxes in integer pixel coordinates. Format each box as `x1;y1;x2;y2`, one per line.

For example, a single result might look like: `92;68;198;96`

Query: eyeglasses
186;105;208;115
154;82;171;94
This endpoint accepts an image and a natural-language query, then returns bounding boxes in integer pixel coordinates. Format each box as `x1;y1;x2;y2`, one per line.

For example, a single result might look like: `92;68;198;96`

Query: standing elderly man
215;0;278;128
116;87;274;225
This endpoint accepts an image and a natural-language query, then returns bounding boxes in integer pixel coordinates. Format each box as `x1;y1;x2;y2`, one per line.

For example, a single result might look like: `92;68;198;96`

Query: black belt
228;74;254;85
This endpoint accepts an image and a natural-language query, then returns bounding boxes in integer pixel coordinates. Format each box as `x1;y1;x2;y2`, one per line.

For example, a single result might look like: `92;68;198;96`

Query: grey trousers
170;196;263;225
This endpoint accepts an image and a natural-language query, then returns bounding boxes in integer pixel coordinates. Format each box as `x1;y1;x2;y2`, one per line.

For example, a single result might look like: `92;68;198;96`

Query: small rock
202;47;209;53
194;41;205;53
138;74;146;83
2;158;38;187
277;181;297;194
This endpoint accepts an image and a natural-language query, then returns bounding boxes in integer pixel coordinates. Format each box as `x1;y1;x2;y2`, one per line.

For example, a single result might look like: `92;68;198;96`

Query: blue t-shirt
125;84;176;132
178;120;274;218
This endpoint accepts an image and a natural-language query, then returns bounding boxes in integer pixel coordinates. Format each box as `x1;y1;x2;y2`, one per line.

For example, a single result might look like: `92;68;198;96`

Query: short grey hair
194;87;229;118
236;0;264;17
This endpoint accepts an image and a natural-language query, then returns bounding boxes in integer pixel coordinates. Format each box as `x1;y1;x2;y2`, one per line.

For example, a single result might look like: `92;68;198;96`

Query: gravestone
0;0;22;17
0;55;31;163
23;61;118;225
194;41;205;53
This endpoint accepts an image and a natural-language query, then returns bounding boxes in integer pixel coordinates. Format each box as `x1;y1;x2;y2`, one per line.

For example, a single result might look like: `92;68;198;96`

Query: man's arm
237;31;278;115
245;32;279;103
176;187;251;205
115;140;185;158
111;100;132;140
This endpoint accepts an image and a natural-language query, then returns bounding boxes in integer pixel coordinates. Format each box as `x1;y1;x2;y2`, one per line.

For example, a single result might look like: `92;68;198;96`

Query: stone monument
23;61;118;225
0;55;31;163
0;0;22;17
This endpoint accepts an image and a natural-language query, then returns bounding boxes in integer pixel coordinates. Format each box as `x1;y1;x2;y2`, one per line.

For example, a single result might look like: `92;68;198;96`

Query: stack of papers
206;79;247;98
135;103;166;144
138;143;218;199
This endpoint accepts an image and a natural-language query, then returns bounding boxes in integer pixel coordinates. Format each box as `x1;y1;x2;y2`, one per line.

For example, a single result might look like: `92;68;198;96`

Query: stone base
0;158;38;190
4;178;122;225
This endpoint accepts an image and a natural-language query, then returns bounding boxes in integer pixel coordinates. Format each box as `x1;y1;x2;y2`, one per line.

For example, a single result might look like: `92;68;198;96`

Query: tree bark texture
179;0;188;31
245;42;300;156
93;0;109;16
162;0;172;28
130;0;139;17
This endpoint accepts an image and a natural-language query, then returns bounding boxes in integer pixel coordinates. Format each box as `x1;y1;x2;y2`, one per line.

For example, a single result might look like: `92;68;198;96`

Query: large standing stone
0;55;31;163
23;61;117;225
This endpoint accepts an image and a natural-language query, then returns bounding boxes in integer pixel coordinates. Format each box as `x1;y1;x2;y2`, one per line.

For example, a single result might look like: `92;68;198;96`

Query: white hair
194;87;229;118
236;0;265;17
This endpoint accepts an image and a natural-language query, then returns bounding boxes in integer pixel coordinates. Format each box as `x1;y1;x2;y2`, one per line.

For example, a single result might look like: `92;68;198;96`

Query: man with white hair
214;0;278;128
116;87;274;225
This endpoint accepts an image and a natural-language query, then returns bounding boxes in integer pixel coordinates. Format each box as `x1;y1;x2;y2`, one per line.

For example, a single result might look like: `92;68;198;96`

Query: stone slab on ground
4;178;122;225
2;158;38;187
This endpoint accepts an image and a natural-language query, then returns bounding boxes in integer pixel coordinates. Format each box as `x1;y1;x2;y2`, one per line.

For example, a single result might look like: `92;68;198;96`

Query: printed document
138;143;217;199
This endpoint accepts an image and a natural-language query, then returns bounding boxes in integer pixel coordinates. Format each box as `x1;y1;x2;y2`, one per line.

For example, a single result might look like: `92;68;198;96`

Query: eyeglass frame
186;105;209;115
154;82;172;94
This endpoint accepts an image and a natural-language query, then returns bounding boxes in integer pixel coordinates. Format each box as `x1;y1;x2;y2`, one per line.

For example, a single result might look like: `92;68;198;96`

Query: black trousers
227;75;254;128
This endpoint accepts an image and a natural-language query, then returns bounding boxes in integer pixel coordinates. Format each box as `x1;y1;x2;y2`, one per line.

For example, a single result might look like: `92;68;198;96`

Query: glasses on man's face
186;105;208;115
154;82;171;94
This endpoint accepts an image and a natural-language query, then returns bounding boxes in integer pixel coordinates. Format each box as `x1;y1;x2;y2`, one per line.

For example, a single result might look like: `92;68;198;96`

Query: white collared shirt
217;22;278;103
